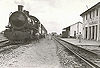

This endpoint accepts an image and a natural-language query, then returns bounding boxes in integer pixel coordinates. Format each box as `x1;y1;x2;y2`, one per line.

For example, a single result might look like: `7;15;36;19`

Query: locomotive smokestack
18;5;23;11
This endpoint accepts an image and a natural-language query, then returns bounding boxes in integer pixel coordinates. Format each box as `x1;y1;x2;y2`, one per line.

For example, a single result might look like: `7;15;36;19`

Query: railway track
53;37;100;68
0;40;8;43
0;39;21;54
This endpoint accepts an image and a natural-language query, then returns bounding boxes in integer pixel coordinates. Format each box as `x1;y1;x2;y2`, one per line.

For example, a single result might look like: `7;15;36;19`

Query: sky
0;0;100;34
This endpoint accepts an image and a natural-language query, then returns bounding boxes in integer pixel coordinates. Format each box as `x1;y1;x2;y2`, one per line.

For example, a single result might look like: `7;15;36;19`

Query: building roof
80;2;100;16
63;22;82;30
70;21;82;27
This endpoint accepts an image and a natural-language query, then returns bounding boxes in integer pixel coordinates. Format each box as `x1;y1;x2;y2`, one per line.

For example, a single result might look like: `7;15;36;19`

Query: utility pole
86;5;88;9
81;0;89;9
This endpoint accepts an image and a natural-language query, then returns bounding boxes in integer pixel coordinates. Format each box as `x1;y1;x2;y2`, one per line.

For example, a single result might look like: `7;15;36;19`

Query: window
86;14;87;20
90;11;91;19
96;9;98;16
93;10;95;17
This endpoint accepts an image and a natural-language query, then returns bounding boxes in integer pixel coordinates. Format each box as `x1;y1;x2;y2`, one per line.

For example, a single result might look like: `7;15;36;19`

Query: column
87;27;90;40
83;27;85;39
84;27;86;39
94;25;96;40
97;8;100;41
89;27;91;40
91;26;93;40
95;25;98;40
97;24;99;41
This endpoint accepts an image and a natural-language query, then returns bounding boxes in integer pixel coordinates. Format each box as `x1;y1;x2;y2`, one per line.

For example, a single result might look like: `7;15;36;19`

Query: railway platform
60;38;100;46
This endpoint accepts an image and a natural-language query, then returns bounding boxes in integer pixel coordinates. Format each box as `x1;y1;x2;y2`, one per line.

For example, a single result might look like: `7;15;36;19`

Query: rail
0;40;8;43
53;36;100;68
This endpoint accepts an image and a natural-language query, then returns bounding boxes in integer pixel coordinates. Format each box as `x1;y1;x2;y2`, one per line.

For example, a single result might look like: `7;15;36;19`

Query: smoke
14;0;32;11
14;0;25;5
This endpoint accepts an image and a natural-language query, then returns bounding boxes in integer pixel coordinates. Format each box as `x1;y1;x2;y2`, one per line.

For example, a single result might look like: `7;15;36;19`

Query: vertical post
91;26;93;40
97;24;99;41
97;8;100;41
87;27;89;40
83;27;86;39
94;25;96;40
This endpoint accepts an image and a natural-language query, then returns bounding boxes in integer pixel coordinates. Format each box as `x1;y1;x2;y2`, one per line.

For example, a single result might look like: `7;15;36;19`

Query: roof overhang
80;2;100;16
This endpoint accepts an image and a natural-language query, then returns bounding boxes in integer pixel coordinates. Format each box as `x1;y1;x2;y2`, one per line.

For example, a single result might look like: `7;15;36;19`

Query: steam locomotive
4;5;47;43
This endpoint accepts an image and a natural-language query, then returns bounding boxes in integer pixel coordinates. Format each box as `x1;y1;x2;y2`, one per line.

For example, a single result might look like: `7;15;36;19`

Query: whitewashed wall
82;7;100;41
70;22;83;37
79;23;83;34
70;24;77;37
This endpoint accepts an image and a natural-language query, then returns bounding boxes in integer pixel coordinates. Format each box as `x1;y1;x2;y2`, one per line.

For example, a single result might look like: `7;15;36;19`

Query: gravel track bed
0;38;61;68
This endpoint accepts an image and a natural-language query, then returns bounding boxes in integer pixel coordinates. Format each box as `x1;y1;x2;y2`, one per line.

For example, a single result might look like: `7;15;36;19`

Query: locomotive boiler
4;5;41;43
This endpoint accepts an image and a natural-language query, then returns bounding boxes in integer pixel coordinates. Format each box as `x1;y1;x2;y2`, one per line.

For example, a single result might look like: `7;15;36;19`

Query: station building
80;2;100;41
62;22;82;38
70;22;83;38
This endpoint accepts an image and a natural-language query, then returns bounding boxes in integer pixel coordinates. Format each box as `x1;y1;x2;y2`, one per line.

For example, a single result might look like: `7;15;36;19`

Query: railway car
4;5;46;43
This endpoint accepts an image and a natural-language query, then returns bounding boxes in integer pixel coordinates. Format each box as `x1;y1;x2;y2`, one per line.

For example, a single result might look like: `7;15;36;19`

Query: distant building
69;22;83;38
80;2;100;41
62;22;82;38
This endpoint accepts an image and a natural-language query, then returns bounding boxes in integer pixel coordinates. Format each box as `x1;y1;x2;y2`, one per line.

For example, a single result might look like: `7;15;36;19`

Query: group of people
35;32;52;43
35;32;82;43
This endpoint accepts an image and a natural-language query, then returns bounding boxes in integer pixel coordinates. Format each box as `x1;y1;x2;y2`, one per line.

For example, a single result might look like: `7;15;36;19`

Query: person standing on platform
79;32;82;43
